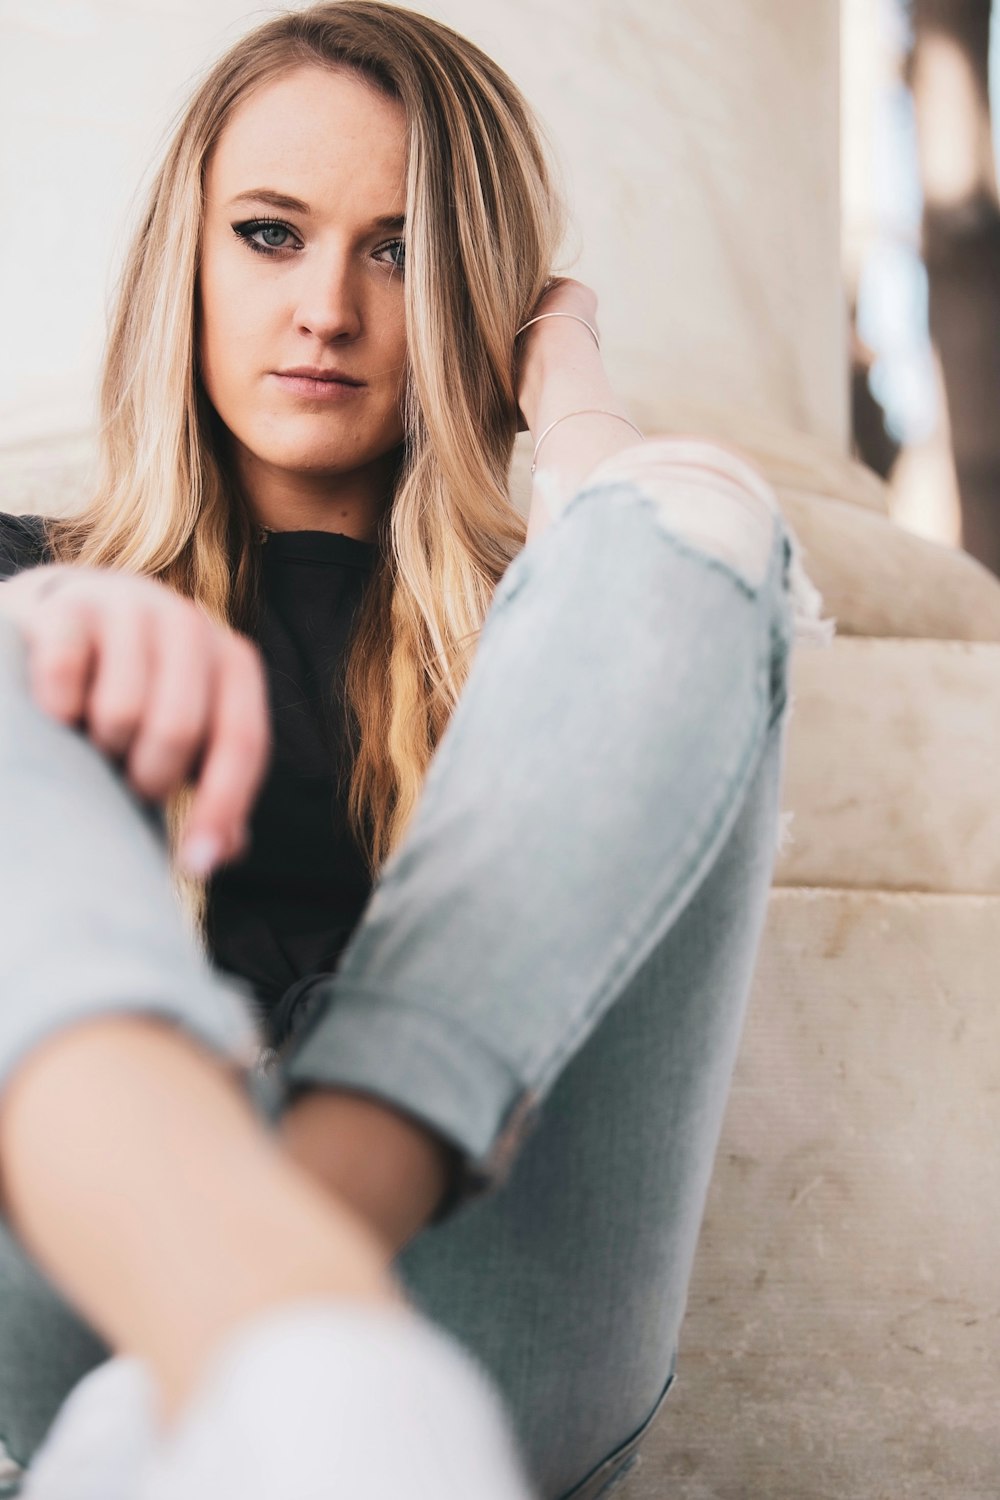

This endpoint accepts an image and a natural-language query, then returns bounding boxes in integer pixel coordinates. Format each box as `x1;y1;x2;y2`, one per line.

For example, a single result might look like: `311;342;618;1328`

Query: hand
0;564;271;873
515;276;602;432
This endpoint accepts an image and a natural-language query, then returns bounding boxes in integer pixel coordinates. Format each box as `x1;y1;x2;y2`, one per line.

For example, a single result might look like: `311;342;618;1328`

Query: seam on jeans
556;1361;678;1500
520;544;779;1105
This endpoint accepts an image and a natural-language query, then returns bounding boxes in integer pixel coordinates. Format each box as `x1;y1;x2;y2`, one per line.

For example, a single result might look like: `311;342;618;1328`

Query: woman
0;3;821;1497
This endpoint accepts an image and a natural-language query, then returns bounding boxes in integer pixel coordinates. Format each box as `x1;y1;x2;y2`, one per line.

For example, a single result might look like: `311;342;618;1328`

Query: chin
257;425;399;468
245;440;364;475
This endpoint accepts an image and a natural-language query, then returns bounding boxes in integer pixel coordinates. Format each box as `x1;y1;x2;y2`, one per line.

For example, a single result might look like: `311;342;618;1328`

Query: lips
270;368;368;403
276;366;364;385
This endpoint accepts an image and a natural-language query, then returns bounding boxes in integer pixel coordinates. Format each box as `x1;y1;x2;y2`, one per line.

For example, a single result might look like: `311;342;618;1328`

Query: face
198;65;409;506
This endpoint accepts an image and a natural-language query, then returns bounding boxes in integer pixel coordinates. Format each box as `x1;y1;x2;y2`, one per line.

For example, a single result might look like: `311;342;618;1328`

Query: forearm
518;322;643;544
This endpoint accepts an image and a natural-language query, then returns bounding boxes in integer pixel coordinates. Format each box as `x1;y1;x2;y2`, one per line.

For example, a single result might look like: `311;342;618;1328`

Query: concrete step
775;637;1000;894
778;487;1000;642
626;886;1000;1499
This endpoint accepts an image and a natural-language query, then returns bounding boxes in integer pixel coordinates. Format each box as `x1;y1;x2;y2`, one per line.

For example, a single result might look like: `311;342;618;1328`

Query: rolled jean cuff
278;982;541;1221
0;959;263;1106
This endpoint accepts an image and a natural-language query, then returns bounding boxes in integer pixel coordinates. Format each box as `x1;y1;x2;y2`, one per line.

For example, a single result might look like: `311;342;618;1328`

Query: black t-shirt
0;513;378;1053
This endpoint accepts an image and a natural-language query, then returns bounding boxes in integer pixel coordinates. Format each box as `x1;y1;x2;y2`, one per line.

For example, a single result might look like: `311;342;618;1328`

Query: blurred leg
0;619;395;1468
0;608;250;1471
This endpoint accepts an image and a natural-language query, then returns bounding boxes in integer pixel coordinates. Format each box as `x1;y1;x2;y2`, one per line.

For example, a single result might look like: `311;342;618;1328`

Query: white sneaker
137;1301;537;1500
20;1354;156;1499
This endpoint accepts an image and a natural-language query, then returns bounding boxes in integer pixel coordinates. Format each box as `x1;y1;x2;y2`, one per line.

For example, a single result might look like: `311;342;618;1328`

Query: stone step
779;487;1000;641
775;636;1000;894
628;886;1000;1499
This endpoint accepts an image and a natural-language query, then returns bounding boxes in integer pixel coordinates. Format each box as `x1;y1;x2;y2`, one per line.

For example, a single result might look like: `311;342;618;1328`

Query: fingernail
180;834;221;877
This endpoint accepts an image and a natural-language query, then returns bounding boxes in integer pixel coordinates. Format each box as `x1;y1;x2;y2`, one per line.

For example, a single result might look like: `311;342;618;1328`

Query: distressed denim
0;439;815;1499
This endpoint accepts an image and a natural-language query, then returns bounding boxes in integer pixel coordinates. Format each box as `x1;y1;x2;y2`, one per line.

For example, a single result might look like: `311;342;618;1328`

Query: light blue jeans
0;441;803;1499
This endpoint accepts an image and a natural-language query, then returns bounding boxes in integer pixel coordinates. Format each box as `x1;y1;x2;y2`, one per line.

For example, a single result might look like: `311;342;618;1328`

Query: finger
179;633;272;869
23;602;99;725
85;600;154;760
125;603;215;802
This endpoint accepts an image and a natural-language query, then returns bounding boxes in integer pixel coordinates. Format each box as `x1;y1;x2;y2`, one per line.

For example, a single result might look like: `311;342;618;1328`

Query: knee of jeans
581;437;835;646
0;612;27;679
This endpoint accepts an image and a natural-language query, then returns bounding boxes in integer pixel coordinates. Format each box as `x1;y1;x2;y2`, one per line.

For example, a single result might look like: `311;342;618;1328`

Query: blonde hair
41;2;566;950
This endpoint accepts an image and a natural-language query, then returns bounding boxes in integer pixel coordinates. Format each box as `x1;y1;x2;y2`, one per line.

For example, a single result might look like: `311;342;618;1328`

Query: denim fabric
0;440;802;1498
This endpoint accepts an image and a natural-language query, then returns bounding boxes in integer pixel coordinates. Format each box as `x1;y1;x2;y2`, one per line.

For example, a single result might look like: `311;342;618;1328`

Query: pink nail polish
180;834;221;877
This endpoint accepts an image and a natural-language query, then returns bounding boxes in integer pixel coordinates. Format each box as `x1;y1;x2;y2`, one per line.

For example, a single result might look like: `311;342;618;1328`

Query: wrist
517;320;610;435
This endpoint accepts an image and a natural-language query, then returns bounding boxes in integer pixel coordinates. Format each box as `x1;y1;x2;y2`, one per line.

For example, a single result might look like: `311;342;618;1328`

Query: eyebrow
226;189;405;231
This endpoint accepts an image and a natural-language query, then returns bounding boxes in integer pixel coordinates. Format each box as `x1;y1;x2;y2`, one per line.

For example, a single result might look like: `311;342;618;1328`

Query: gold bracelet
530;409;644;474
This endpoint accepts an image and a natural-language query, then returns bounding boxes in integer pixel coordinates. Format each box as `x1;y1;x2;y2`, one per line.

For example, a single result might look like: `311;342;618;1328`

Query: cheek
378;318;409;399
199;248;271;394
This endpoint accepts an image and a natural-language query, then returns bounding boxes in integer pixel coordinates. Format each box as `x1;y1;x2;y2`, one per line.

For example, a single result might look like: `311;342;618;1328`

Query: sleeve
0;513;51;583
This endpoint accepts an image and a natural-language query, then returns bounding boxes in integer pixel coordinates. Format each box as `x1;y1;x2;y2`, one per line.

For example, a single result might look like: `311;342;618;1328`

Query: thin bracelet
515;313;601;350
530;409;644;474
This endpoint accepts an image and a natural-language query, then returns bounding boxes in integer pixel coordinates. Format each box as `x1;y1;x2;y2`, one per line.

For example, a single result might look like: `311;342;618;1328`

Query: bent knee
0;609;27;671
581;436;834;647
581;436;783;594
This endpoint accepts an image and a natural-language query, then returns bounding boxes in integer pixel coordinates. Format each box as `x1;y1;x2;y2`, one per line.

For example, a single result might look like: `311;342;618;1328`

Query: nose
292;250;363;343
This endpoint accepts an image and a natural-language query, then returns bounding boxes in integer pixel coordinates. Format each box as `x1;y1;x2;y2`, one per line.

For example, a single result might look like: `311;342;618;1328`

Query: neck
234;439;401;544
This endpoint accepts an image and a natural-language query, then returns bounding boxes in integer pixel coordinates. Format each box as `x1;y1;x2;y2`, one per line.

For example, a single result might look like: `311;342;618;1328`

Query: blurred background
6;0;1000;580
845;0;1000;574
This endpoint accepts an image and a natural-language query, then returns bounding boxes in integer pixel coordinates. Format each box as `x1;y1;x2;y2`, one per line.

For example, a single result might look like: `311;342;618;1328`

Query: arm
516;279;644;545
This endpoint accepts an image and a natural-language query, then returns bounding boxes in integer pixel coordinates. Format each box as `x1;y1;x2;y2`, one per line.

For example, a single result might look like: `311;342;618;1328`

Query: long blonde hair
41;2;566;949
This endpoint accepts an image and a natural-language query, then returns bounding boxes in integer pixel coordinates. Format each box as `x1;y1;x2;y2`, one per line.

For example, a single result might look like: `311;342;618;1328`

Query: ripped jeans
0;439;816;1499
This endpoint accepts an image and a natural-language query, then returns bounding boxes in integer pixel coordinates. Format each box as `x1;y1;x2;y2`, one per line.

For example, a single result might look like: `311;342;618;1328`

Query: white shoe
20;1354;156;1499
137;1301;537;1500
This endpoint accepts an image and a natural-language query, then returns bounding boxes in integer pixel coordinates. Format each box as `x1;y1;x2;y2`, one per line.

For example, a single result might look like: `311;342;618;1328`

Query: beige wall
0;0;846;483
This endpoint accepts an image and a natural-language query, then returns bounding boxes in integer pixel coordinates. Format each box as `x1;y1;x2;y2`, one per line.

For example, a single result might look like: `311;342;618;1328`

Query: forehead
206;64;408;208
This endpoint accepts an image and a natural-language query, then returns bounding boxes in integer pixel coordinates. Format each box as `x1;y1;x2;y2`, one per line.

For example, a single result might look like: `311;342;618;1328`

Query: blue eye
232;218;299;255
376;238;406;272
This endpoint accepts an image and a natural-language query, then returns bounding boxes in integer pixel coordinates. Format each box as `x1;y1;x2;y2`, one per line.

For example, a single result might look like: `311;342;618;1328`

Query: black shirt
0;513;378;1053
